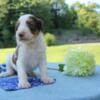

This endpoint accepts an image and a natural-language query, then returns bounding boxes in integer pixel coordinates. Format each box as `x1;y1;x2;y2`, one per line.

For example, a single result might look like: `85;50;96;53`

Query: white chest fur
19;44;42;67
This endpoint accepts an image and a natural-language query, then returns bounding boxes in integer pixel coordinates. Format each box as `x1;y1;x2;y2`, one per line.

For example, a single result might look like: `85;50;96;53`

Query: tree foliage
0;0;99;47
72;2;100;35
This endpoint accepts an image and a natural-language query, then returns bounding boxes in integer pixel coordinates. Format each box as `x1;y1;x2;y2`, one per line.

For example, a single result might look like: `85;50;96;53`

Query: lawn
0;43;100;64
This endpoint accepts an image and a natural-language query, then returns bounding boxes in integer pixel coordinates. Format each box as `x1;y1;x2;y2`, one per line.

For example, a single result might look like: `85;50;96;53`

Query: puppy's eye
15;21;20;31
27;20;34;26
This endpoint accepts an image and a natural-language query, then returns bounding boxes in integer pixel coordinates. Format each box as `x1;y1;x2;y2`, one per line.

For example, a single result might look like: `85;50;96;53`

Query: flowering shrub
65;48;96;76
45;33;56;46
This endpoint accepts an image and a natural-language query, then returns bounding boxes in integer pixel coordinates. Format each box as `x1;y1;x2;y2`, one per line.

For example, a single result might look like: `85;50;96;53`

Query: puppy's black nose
19;32;24;38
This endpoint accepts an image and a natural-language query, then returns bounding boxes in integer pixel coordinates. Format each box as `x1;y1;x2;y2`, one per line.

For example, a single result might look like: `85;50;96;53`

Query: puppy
0;14;54;88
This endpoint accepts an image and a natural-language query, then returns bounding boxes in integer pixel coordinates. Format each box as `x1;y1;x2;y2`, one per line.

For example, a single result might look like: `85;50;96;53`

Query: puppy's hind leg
0;54;15;77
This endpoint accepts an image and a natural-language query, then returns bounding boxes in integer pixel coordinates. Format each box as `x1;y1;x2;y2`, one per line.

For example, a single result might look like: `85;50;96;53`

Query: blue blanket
0;76;44;91
0;64;55;91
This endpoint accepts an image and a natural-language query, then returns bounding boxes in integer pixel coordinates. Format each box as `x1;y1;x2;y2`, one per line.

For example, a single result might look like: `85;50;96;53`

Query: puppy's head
15;14;43;42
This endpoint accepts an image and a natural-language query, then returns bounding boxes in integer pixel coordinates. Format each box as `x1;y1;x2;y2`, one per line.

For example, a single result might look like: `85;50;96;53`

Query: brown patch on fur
36;18;43;31
12;46;19;65
26;16;43;35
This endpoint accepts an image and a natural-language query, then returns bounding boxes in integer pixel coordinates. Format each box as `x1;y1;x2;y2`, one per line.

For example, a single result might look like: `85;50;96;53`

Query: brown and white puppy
0;14;54;88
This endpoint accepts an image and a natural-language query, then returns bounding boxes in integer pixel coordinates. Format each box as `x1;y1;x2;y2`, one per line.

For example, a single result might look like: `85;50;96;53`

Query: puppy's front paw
41;76;54;84
18;81;31;89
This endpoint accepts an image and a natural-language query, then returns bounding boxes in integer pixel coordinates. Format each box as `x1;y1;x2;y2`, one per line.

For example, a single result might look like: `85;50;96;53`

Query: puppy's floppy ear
36;18;43;31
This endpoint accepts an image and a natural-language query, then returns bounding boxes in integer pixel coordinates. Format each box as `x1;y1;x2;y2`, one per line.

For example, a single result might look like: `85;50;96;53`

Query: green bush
45;33;56;46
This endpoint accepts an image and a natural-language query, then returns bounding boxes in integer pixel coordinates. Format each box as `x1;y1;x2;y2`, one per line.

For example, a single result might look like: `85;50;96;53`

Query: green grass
0;43;100;64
